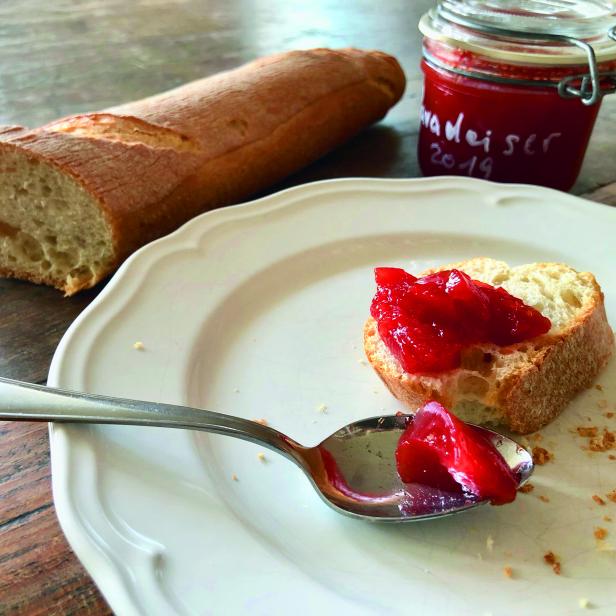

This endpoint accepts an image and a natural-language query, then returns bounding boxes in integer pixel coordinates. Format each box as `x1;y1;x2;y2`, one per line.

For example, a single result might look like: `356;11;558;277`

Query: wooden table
1;1;615;613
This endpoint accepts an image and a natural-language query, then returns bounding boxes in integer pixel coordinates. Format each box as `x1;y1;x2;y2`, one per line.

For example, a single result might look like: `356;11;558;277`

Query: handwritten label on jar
420;106;562;180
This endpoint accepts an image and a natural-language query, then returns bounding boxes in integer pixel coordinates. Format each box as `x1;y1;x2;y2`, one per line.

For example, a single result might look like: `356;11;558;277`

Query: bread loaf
0;48;405;294
364;258;614;434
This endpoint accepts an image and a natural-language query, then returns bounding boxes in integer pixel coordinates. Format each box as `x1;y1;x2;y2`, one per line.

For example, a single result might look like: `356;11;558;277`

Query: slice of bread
364;258;614;434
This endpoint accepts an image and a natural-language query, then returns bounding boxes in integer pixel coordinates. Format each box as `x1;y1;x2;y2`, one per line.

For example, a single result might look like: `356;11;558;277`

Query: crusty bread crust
0;49;406;294
497;299;613;432
0;265;71;291
364;259;614;434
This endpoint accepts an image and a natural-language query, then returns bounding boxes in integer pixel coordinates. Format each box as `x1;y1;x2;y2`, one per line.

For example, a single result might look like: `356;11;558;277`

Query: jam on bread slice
364;258;614;434
370;266;551;374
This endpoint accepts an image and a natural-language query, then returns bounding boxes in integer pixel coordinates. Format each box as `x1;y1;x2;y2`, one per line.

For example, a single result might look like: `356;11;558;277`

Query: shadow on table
264;121;417;196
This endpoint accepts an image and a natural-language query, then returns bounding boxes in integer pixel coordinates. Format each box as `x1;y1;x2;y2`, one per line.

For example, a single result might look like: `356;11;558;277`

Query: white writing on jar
420;106;563;179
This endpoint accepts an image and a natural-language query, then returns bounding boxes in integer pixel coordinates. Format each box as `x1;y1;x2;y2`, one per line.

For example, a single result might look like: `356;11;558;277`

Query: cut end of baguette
0;148;113;294
364;258;614;434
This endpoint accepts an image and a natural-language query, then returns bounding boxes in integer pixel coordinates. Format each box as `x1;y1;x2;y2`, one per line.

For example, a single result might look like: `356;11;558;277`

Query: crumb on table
606;412;615;419
538;495;550;503
316;403;328;413
598;399;609;409
593;495;606;506
132;341;145;350
231;474;238;482
606;489;616;503
603;515;613;522
543;551;561;575
532;446;553;465
609;454;616;461
518;483;534;494
595;384;604;392
578;598;591;609
503;566;513;579
486;535;494;552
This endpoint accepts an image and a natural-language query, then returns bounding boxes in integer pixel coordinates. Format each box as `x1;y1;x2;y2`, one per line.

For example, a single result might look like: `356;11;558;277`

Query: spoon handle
0;376;306;464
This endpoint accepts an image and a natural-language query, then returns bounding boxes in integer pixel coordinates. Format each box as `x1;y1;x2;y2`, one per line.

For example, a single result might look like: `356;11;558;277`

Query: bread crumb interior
0;150;113;291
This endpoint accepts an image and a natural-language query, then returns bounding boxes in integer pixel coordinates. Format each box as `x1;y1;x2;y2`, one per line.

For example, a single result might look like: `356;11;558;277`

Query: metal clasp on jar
557;25;616;105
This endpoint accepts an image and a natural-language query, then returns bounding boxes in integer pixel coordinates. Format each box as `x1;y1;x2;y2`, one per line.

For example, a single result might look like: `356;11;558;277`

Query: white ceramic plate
48;177;616;616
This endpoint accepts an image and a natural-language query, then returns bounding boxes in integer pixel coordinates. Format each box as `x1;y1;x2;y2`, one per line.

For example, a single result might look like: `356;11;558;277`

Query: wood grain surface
1;1;616;614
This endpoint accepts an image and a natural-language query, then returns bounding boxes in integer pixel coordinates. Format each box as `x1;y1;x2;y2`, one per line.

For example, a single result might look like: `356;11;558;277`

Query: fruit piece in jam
395;401;518;505
370;267;551;374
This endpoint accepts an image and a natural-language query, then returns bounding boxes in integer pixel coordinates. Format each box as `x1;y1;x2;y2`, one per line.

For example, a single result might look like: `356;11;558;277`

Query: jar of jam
417;1;616;191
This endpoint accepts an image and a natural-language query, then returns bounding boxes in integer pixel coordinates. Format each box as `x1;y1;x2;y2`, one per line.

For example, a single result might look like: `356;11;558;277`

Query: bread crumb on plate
594;527;608;540
543;551;561;575
532;446;553;465
257;452;266;462
577;426;598;437
589;429;615;452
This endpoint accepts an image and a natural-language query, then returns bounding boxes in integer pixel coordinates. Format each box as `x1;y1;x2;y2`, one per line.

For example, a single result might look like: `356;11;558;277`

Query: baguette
364;258;614;434
0;48;405;294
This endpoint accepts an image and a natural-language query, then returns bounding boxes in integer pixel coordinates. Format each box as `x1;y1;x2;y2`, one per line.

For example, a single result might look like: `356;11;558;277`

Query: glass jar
417;0;616;191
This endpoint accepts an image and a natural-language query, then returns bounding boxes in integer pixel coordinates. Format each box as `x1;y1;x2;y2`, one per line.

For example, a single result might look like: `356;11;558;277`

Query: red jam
417;39;615;191
370;267;551;374
395;401;518;505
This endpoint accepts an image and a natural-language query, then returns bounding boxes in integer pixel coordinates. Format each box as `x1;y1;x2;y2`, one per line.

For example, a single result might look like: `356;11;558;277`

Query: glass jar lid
420;0;616;65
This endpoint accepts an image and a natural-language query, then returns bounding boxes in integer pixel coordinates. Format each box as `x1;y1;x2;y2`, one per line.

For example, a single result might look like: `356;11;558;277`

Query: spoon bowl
0;377;533;521
308;414;532;521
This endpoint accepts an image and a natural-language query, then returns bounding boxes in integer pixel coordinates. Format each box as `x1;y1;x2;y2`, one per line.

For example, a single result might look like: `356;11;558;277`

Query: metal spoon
0;376;533;521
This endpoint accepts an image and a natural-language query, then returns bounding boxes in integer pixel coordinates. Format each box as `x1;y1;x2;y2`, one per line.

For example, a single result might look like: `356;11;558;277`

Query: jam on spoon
395;401;519;505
